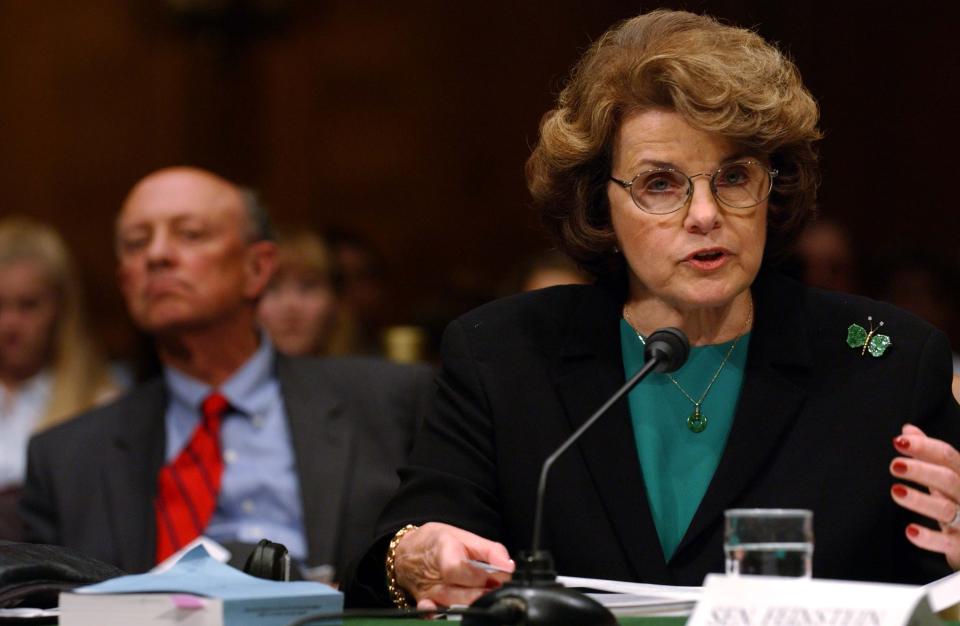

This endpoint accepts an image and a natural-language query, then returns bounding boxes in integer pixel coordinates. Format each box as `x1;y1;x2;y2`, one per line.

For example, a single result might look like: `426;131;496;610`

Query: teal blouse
619;319;750;560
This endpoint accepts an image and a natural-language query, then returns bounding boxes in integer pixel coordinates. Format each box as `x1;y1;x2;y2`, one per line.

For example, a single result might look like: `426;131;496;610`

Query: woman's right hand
393;522;515;611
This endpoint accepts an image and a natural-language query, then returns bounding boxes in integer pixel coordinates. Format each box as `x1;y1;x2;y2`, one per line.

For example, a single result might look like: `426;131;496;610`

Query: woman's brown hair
526;9;822;278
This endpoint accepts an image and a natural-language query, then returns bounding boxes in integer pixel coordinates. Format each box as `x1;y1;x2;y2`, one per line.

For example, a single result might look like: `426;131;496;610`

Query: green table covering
343;618;687;626
25;617;960;626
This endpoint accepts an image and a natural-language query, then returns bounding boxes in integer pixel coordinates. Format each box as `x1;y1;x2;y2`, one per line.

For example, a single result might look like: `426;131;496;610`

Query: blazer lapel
553;286;672;582
103;380;168;572
677;271;813;555
276;356;353;567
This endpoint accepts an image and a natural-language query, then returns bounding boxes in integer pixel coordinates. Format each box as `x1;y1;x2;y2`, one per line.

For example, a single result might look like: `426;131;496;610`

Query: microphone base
462;551;616;626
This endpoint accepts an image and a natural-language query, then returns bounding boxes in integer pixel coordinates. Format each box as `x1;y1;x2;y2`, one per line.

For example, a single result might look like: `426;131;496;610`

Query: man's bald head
119;167;272;244
115;166;277;335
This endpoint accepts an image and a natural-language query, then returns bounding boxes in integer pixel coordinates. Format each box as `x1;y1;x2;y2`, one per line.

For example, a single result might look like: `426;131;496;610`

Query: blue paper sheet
77;545;339;601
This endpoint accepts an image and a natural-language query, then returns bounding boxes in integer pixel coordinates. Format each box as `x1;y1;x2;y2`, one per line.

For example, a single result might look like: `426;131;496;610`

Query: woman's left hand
890;423;960;569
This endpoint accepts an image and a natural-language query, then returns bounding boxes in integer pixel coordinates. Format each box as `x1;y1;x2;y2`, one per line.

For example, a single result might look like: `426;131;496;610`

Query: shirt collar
163;334;276;417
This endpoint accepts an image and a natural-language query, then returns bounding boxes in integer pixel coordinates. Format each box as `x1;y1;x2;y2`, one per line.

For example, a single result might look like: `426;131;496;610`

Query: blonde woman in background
257;227;356;356
0;216;117;539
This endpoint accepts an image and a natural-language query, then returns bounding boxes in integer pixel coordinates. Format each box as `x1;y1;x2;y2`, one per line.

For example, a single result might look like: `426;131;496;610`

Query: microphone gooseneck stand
463;327;690;626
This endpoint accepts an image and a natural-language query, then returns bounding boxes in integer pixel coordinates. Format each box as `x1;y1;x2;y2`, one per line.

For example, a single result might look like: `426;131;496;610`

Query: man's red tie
154;392;229;563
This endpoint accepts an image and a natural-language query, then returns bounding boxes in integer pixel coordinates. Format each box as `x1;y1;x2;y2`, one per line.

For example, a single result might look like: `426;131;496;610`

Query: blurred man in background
21;167;431;579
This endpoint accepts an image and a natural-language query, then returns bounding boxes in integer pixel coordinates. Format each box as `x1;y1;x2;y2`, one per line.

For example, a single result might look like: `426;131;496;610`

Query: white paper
150;537;231;574
923;569;960;612
557;574;702;600
585;592;696;616
555;575;701;617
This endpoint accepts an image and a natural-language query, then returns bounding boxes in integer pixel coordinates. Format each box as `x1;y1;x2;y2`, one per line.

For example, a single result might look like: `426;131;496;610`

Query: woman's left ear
244;240;278;299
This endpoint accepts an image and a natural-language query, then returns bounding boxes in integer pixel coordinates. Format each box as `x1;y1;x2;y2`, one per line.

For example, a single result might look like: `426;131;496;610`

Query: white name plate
688;575;939;626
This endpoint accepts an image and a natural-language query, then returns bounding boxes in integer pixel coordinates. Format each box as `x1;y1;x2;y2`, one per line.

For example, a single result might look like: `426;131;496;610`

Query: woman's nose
683;178;721;233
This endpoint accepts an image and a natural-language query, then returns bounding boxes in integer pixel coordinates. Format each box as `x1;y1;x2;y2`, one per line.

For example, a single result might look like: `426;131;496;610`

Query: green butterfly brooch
846;316;891;357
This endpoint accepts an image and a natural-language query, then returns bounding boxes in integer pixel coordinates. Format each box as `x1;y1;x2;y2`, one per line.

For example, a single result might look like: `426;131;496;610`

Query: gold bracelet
385;524;418;610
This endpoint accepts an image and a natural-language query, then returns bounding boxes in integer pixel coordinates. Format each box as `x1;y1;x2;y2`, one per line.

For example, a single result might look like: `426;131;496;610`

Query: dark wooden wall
1;1;957;357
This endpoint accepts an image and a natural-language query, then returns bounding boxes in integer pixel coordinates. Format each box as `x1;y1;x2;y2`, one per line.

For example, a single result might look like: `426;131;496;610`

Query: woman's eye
643;175;681;193
718;166;750;186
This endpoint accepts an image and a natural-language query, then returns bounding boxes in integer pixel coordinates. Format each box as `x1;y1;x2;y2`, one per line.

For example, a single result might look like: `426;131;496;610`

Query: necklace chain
623;300;753;433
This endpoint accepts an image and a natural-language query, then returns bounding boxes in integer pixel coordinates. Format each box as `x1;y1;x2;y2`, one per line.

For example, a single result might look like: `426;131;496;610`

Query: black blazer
20;354;434;576
346;271;960;605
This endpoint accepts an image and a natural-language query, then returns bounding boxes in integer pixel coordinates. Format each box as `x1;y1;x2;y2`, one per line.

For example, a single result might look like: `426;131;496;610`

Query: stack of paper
558;575;700;616
59;546;342;626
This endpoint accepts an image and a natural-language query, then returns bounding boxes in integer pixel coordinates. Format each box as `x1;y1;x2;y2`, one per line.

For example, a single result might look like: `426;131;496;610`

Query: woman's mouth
685;249;729;270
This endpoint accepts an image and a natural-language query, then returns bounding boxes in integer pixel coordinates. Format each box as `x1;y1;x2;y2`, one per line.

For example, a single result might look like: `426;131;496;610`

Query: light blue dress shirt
163;338;307;559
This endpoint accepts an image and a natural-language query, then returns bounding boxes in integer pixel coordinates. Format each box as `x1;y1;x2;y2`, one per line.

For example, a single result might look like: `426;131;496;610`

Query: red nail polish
894;437;910;450
892;461;908;474
891;485;908;498
906;525;920;538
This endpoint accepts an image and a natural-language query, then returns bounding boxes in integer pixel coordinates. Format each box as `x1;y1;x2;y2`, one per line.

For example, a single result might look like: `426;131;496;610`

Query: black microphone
464;327;690;626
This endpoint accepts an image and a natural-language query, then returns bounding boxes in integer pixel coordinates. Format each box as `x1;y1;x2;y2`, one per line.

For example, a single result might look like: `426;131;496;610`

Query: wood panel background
0;1;956;357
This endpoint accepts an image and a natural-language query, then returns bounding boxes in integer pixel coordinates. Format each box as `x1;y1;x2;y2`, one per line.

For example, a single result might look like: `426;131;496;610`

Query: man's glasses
609;160;778;215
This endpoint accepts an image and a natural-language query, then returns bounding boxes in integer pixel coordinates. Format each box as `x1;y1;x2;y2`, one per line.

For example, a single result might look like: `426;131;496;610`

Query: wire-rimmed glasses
609;160;778;215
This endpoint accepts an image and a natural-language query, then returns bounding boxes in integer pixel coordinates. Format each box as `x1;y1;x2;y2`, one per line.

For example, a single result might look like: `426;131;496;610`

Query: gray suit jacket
19;354;433;577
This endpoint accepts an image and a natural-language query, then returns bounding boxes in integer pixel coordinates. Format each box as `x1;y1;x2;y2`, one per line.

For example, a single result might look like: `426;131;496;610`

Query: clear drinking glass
724;508;813;577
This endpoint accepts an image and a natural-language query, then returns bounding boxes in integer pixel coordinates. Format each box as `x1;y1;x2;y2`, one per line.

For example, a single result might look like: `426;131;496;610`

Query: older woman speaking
345;9;960;609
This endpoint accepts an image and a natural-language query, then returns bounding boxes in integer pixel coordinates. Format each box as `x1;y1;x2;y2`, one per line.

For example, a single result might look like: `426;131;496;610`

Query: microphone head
643;327;690;373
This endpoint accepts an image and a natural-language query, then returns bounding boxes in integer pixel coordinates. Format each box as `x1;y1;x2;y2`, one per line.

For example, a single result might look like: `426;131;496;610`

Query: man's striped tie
154;392;228;563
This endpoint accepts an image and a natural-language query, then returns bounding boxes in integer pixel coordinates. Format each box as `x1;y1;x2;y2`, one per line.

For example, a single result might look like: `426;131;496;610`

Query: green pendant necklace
624;303;752;433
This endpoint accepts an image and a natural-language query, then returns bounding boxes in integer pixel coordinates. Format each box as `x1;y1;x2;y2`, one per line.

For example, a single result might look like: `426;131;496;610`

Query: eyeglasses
609;160;778;215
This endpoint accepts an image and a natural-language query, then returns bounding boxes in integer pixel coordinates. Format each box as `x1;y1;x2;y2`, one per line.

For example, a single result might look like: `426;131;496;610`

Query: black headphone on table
242;539;291;581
